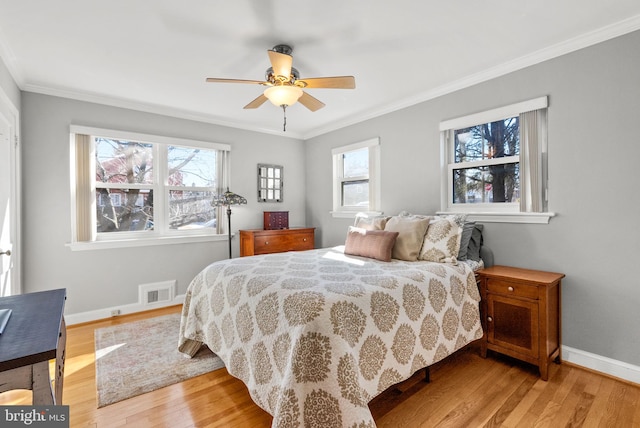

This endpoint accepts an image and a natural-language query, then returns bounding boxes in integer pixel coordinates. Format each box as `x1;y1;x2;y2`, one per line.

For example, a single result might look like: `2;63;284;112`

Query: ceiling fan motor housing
265;67;299;84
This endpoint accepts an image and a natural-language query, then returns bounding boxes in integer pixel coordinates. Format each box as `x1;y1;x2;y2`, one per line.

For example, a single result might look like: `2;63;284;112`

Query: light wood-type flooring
1;305;639;427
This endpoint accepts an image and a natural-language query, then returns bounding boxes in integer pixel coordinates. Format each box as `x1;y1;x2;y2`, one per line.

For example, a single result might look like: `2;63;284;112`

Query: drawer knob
265;241;269;245
507;286;514;292
303;238;307;242
487;316;493;322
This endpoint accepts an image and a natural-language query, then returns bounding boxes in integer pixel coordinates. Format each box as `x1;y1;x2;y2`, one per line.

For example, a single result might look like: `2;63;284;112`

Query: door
0;91;19;297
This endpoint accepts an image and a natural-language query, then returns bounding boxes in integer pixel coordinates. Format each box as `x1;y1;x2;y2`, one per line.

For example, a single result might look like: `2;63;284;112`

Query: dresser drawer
254;232;313;254
240;228;315;256
486;278;538;300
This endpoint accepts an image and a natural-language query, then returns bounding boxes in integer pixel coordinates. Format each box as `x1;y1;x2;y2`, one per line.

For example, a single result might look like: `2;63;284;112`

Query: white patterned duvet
178;246;483;428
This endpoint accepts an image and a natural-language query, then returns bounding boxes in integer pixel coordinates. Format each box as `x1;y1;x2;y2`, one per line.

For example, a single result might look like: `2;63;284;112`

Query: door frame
0;85;21;296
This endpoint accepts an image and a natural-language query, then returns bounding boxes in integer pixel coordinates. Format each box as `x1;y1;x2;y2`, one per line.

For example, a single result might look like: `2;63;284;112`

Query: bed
178;214;487;428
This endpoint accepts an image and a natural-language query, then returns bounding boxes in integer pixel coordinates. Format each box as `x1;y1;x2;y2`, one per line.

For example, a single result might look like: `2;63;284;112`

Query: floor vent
139;280;176;306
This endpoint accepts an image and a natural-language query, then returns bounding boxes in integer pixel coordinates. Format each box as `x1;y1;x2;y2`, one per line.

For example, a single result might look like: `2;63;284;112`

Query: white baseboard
65;294;186;325
562;345;640;385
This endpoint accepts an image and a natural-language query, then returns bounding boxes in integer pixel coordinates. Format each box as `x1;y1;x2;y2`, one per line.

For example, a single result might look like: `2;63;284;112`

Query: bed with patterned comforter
178;246;483;428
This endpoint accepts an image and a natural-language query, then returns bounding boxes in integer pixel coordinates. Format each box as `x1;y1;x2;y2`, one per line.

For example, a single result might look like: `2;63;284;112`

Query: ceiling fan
206;44;355;131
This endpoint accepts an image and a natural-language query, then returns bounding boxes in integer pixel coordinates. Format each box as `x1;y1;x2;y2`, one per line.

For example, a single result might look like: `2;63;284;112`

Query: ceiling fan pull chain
282;105;287;132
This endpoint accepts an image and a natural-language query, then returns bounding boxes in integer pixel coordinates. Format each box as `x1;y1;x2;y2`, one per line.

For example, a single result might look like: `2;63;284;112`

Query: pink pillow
344;226;399;262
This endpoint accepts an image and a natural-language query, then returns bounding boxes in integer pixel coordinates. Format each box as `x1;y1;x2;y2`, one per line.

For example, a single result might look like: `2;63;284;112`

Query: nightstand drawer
487;279;538;300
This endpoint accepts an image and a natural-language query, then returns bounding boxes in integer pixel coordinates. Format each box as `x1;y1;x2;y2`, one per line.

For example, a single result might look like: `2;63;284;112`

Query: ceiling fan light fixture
264;85;303;107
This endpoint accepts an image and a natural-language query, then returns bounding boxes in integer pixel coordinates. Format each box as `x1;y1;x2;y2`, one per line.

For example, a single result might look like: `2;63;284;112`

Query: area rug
94;312;224;407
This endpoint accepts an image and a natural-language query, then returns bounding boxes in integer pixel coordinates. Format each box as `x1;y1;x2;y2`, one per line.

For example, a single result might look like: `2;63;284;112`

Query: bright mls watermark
0;406;69;427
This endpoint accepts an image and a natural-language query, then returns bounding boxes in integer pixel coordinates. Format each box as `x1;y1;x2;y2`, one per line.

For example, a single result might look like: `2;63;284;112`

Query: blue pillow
457;222;476;261
467;224;484;262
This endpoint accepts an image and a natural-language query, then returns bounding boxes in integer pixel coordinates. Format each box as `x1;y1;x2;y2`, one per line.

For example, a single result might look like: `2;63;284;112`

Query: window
332;138;380;217
439;97;554;223
70;126;231;248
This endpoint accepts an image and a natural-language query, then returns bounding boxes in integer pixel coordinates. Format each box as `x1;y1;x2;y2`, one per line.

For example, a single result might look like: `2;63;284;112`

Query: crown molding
22;82;305;139
302;14;640;139
3;15;640;141
0;24;25;88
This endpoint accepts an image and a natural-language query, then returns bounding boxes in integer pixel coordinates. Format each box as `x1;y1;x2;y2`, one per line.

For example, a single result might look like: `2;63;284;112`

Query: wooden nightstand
477;265;564;380
239;228;315;257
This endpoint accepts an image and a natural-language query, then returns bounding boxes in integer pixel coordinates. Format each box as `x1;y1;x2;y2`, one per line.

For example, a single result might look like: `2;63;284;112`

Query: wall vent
139;280;176;306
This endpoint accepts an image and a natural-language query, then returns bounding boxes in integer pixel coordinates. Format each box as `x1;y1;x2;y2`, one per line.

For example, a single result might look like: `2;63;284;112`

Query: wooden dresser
239;227;315;256
477;265;564;380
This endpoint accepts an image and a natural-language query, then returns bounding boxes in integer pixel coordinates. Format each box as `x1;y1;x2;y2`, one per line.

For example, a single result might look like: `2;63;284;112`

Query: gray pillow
467;224;484;262
457;221;476;261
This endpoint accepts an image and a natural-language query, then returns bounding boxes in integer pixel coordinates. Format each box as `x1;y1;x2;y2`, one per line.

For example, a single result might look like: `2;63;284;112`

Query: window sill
67;233;230;251
331;211;383;219
437;211;556;224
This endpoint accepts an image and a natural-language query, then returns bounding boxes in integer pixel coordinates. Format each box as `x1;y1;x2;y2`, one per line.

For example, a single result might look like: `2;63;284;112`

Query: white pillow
384;215;431;261
354;213;391;231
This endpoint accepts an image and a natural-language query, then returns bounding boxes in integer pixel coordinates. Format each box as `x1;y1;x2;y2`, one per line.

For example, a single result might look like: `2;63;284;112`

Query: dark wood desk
0;289;67;404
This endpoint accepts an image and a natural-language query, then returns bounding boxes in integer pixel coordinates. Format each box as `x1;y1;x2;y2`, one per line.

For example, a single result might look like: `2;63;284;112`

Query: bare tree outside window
453;117;519;204
95;138;218;234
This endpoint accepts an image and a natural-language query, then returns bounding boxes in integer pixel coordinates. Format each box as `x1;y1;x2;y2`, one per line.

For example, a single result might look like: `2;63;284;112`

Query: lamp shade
264;85;303;107
213;188;247;207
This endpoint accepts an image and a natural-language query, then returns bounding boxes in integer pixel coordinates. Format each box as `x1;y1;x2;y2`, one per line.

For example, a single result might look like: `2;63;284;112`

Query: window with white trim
332;138;380;217
440;97;554;223
70;126;231;245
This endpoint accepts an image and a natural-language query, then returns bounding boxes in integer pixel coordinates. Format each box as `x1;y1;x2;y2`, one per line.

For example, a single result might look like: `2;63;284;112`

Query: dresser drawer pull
265;241;269;245
507;286;514;292
303;238;307;242
487;316;493;322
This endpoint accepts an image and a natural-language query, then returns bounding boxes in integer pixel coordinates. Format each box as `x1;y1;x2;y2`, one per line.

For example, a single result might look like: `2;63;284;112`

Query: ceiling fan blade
298;92;325;112
206;78;267;85
268;50;293;79
243;94;269;109
298;76;356;89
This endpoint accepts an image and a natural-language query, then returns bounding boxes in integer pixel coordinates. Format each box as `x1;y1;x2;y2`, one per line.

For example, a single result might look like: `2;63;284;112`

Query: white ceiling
1;1;640;139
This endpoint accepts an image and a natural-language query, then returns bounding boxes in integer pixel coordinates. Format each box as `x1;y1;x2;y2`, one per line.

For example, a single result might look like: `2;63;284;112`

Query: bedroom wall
20;93;306;316
0;56;20;109
305;30;640;369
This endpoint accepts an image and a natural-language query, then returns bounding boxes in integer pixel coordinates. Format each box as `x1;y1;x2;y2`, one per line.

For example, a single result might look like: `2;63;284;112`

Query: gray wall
0;57;20;109
20;93;305;314
305;31;640;367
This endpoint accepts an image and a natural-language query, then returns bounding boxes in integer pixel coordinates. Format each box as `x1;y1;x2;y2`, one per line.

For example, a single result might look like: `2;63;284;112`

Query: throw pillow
457;221;476;261
383;216;431;261
344;226;399;262
354;214;391;231
419;217;462;263
467;224;484;262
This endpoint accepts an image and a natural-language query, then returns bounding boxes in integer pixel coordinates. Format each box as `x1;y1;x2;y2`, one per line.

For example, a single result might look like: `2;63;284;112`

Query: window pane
95;138;153;185
453;163;519;203
455;117;519;163
342;179;369;207
96;189;153;233
343;148;369;178
168;146;216;187
169;190;217;230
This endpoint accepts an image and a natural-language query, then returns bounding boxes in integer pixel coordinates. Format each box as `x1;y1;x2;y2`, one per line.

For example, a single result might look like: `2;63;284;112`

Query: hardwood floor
2;305;639;427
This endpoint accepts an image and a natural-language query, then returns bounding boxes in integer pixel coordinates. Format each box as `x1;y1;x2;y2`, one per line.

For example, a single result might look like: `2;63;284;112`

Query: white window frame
68;125;231;250
331;137;381;218
439;97;555;224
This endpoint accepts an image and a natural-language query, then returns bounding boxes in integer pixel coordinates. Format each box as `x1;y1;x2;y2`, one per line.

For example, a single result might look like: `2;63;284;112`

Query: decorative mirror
257;164;283;202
